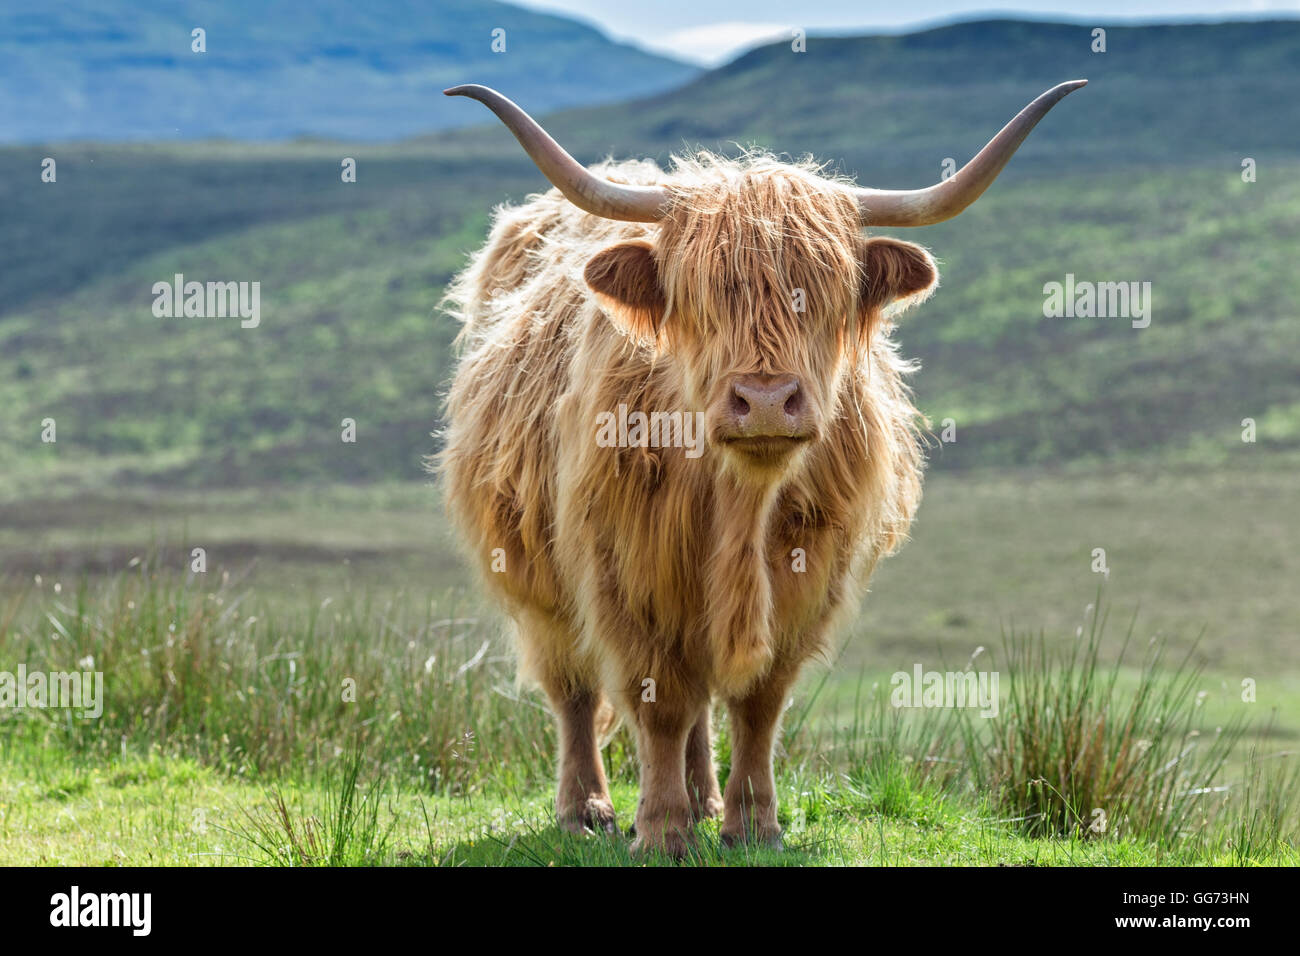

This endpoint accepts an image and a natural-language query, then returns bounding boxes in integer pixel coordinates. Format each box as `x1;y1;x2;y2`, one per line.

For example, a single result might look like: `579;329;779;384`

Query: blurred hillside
0;0;697;141
2;18;1298;499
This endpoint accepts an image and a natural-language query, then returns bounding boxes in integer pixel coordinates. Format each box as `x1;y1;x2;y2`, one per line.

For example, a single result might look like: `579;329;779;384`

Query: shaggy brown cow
439;80;1085;855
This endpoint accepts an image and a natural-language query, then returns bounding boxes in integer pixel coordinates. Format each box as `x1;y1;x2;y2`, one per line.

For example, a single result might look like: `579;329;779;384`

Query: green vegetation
1;565;1294;866
7;465;1299;671
4;161;1297;496
5;25;1299;495
2;19;1298;866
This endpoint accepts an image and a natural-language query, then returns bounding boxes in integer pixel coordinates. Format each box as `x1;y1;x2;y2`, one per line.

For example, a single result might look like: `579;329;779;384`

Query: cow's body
437;82;1083;854
441;157;923;851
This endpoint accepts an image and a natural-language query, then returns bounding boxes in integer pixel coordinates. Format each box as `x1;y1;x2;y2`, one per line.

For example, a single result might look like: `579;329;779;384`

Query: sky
516;0;1300;63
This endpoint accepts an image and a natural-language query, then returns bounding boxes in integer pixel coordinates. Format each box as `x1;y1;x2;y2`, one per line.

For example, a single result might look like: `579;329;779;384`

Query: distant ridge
480;18;1300;177
0;0;697;142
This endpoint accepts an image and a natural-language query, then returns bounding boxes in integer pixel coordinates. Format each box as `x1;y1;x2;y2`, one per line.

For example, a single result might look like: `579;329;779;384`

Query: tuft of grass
782;594;1289;858
964;598;1247;848
1228;743;1300;864
782;665;967;826
230;738;402;866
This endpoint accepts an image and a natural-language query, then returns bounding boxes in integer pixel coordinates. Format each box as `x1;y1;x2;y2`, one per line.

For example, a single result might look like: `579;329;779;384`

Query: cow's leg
518;613;617;835
685;704;723;821
628;692;698;857
720;665;795;848
547;685;618;835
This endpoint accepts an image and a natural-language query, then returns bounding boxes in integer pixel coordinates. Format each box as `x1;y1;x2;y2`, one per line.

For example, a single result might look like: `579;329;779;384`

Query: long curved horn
854;80;1087;227
445;84;669;223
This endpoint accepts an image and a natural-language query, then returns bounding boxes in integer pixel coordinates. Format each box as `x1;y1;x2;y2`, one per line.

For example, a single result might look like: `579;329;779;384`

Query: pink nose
720;374;814;439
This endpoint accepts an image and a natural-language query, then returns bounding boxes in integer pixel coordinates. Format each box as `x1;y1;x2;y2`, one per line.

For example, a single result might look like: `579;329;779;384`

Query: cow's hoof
559;796;618;835
629;814;694;859
629;831;691;860
720;825;783;850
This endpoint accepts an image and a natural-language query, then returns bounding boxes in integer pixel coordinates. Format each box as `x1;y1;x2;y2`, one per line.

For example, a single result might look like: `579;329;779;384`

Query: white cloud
655;21;794;65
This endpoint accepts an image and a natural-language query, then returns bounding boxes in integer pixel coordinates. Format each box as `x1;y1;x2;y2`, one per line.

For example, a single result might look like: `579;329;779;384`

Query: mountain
451;18;1300;179
1;19;1298;501
0;0;697;142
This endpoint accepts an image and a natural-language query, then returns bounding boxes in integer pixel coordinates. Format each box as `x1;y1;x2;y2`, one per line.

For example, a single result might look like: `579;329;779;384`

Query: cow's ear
584;240;668;342
858;237;938;323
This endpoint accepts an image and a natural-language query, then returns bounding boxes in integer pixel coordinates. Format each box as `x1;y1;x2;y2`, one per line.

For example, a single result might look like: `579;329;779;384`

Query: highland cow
439;80;1085;855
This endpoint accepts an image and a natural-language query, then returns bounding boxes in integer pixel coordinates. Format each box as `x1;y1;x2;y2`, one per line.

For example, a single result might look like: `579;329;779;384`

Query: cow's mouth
719;434;812;465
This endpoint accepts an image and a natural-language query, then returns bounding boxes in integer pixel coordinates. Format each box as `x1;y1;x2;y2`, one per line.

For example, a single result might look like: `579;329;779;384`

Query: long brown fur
437;151;938;854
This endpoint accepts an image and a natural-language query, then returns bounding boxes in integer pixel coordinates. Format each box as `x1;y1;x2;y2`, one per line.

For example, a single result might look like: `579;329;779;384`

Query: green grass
3;462;1296;868
6;463;1300;673
849;464;1300;674
7;758;1285;867
1;560;1295;866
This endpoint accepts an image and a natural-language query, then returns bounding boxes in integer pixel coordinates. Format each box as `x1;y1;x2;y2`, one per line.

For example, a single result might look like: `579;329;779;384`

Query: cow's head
447;81;1085;480
579;164;940;476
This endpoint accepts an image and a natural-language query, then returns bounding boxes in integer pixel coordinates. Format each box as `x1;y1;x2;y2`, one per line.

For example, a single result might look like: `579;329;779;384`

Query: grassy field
2;18;1297;867
2;590;1296;868
2;464;1298;866
5;751;1290;867
6;464;1298;670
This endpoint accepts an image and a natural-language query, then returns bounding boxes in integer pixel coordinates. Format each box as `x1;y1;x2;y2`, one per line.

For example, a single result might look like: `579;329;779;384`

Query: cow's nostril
730;389;751;419
784;386;803;417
